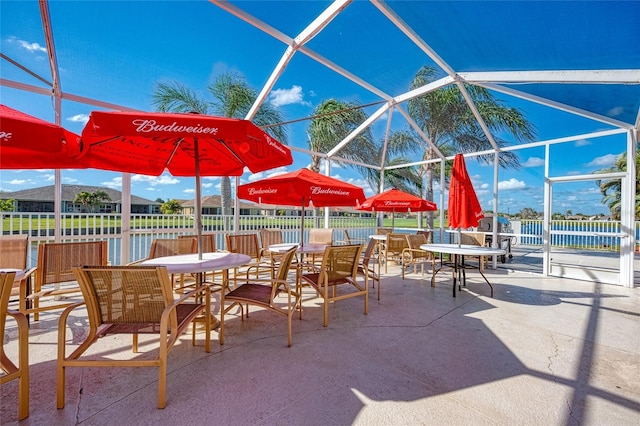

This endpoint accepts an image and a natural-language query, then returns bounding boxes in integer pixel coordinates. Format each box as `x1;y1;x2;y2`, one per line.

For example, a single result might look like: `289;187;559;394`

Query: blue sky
1;1;635;216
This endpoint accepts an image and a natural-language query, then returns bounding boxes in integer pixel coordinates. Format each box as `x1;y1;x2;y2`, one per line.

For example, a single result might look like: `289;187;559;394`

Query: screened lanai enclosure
1;1;638;286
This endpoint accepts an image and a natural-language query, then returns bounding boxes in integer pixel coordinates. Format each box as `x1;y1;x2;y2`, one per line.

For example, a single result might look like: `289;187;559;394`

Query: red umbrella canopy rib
79;110;292;176
357;188;437;213
448;154;484;229
237;168;366;208
0;104;87;169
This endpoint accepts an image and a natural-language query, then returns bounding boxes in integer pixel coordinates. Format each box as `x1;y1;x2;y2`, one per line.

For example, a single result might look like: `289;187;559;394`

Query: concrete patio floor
2;259;639;425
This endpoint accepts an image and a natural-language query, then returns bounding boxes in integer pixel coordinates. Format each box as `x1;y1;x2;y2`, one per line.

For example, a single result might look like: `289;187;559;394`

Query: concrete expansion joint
424;296;478;327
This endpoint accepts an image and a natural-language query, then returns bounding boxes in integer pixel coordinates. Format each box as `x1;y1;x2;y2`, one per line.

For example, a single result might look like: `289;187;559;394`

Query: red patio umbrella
79;110;293;257
448;154;484;244
356;188;437;230
237;168;366;244
0;104;87;169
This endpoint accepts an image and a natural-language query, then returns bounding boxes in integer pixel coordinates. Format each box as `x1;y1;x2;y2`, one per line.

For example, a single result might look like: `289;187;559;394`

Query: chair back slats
460;232;486;247
321;244;361;284
75;266;174;326
406;234;430;258
259;228;283;250
226;234;261;260
376;228;393;235
149;238;197;259
38;241;108;285
0;235;28;270
309;228;333;245
386;233;408;253
416;230;432;243
178;234;215;253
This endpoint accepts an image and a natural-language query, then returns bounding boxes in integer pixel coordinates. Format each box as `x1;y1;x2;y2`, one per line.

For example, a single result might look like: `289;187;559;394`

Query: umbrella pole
300;197;305;246
194;138;203;260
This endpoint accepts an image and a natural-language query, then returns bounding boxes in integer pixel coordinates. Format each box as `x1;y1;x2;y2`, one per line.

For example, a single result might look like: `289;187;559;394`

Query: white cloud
246;166;289;182
67;114;90;124
574;139;591;147
607;106;624;117
8;179;28;185
269;85;310;107
498;178;526;190
183;188;194;194
62;177;78;184
131;173;179;186
101;177;122;189
522;157;544;167
586;154;617;167
9;36;47;53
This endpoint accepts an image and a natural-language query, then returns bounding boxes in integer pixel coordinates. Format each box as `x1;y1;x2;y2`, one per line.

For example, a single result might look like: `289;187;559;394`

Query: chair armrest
245;261;277;277
233;277;293;293
161;284;211;337
58;302;88;358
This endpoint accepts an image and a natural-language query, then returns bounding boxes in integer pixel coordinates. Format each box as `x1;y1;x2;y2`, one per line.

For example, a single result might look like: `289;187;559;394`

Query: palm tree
596;150;640;220
359;141;422;195
152;73;287;216
389;66;536;228
73;190;111;213
160;199;184;215
307;99;377;173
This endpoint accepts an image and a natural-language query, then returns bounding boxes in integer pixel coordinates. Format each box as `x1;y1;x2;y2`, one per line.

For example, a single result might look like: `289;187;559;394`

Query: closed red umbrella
79;110;293;257
448;154;484;244
0;104;87;169
356;188;437;230
238;168;366;244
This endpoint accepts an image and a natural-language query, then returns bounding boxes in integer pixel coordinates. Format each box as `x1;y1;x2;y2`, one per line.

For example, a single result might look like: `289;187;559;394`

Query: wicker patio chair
402;234;435;279
460;232;487;271
144;237;197;260
178;233;216;253
133;237;197;289
376;227;393;235
225;234;272;288
221;246;300;347
300;244;365;327
259;228;285;265
58;265;212;409
308;228;333;245
305;228;333;267
383;233;409;274
177;234;221;286
21;241;108;322
1;271;29;420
